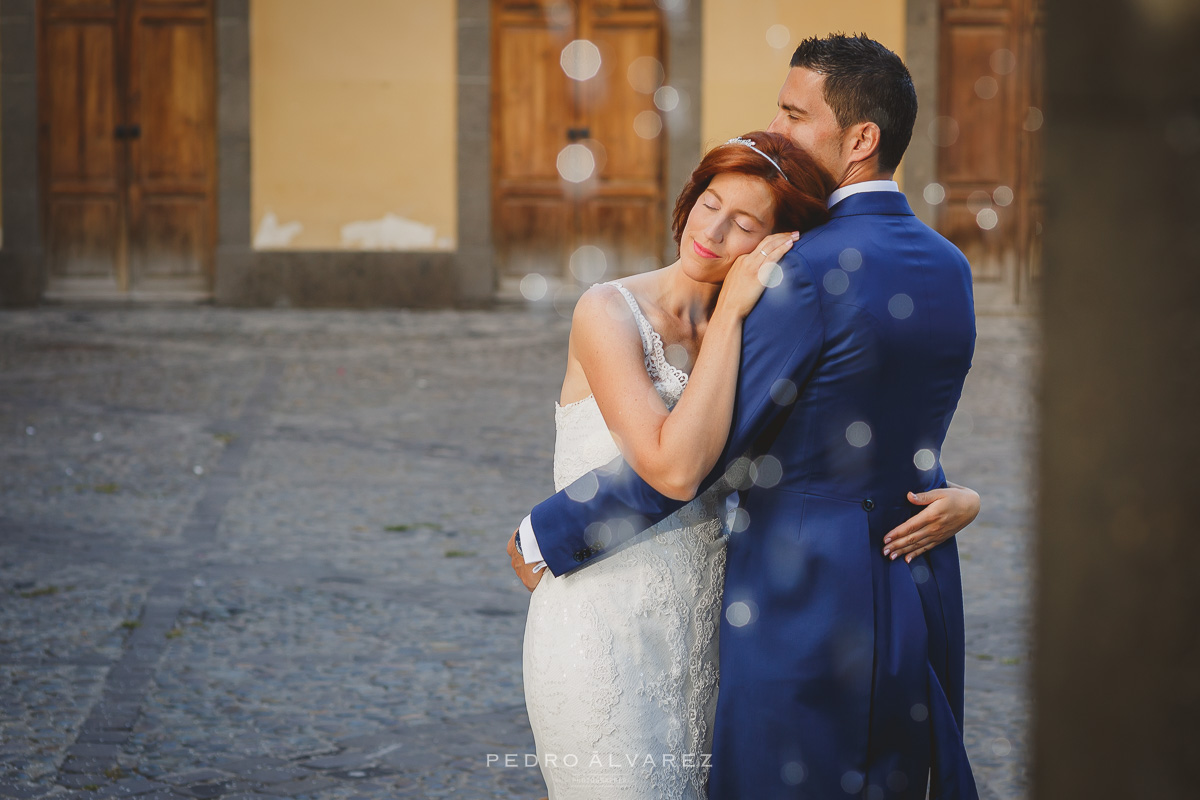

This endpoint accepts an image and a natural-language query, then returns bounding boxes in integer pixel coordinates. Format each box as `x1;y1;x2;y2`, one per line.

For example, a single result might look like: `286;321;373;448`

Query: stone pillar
663;0;703;266
1035;1;1200;796
0;0;43;306
904;0;940;228
213;0;254;302
455;0;494;305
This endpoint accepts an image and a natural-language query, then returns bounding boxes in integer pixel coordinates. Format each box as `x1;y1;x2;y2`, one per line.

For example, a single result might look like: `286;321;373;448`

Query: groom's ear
845;121;882;165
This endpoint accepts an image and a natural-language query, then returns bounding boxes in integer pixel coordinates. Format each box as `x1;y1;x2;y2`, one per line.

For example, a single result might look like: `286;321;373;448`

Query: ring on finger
760;250;769;257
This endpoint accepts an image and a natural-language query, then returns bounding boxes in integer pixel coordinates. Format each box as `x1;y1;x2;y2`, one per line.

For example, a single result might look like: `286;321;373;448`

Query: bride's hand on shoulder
716;231;800;319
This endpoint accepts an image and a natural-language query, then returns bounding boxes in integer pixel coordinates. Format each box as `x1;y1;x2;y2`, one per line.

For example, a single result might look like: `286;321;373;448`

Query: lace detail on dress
606;281;689;406
525;282;731;800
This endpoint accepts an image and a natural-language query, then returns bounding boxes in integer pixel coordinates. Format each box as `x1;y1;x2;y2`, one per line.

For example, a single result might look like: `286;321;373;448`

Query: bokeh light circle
654;85;680;112
634;110;663;139
557;144;596;183
766;24;790;50
560;40;601;81
520;273;548;301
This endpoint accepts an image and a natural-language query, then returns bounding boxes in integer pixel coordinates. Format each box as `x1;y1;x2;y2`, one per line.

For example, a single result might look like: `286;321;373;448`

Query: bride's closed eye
703;199;753;232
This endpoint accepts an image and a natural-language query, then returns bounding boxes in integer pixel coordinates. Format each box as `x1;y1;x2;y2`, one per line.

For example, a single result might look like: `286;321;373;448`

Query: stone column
455;0;494;305
904;0;940;229
1035;1;1200;796
0;0;43;306
213;0;254;302
662;0;703;267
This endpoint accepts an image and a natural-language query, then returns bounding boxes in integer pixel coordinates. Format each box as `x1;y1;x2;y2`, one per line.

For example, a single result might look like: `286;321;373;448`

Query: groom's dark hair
790;34;917;173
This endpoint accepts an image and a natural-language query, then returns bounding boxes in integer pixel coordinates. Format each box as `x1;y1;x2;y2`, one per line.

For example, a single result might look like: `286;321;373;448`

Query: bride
510;131;980;799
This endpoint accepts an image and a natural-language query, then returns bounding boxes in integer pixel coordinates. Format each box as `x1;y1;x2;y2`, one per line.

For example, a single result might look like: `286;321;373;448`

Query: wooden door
126;0;216;290
40;0;127;291
936;0;1043;304
39;0;215;297
492;1;575;282
492;0;665;286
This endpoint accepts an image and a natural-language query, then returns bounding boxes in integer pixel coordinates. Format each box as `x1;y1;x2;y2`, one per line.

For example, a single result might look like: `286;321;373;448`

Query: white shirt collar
828;180;900;208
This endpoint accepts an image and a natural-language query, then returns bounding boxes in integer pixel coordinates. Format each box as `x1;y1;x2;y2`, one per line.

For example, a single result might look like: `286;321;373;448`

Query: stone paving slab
1;307;1034;798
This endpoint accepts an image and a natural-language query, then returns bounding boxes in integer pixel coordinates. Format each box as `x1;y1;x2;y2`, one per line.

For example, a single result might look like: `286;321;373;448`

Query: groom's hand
507;530;545;592
882;485;981;562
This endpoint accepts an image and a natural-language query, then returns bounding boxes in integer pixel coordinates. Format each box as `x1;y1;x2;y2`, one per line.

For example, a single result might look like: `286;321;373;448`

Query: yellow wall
701;1;907;161
251;0;456;251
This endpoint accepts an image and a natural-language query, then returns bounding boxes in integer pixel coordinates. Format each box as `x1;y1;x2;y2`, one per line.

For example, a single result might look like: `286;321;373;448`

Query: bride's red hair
671;130;835;247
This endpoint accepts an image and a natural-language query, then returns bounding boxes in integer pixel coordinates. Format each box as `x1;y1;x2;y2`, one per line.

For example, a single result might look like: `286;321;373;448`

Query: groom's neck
839;161;895;188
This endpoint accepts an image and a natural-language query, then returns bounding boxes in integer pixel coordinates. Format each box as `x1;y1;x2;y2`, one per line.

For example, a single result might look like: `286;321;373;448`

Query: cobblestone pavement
0;305;1035;799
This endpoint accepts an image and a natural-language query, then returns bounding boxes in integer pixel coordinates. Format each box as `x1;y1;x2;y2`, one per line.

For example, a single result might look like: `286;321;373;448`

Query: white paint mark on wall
341;213;451;251
254;211;303;249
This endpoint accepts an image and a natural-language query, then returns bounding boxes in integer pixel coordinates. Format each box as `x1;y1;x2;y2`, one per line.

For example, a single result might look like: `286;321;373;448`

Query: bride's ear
845;121;882;165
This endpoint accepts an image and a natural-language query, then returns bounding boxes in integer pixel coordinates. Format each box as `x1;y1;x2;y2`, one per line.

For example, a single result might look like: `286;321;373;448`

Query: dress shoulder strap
605;280;656;359
602;281;690;390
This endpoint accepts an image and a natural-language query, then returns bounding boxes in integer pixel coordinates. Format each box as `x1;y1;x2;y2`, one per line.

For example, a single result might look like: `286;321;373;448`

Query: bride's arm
572;233;799;502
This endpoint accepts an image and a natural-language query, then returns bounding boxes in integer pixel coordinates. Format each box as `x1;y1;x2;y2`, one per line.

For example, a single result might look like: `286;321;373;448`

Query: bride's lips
692;240;719;259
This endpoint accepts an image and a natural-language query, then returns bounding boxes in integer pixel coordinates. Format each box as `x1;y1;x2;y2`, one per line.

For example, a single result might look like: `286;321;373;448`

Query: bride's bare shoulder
570;283;637;339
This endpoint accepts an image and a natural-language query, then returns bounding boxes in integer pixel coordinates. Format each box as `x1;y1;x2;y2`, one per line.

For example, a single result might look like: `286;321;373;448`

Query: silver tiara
725;137;792;184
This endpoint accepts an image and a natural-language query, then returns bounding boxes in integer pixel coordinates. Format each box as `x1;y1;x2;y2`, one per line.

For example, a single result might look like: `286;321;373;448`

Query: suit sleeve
530;251;826;576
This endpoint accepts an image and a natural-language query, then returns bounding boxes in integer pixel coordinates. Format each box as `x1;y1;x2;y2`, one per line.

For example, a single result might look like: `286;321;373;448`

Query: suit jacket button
862;498;875;511
573;551;587;562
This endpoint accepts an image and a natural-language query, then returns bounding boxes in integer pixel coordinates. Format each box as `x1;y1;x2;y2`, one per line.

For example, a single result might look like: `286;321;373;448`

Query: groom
511;34;978;799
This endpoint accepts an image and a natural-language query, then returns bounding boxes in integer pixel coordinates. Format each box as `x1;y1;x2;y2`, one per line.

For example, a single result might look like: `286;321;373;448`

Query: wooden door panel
496;0;572;11
580;196;661;276
583;19;661;184
126;0;215;287
939;22;1013;278
131;198;207;279
132;17;211;188
81;25;122;184
944;0;1009;9
938;1;1020;291
47;199;120;279
493;0;665;285
139;0;210;7
495;197;573;279
579;5;663;279
43;0;119;16
938;0;1045;304
43;24;86;183
493;2;576;281
494;21;574;184
43;22;121;188
941;204;1004;282
594;0;660;10
940;24;1011;183
41;8;123;282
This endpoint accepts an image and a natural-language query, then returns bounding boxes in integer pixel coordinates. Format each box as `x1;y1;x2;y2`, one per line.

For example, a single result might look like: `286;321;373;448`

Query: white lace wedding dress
522;282;731;799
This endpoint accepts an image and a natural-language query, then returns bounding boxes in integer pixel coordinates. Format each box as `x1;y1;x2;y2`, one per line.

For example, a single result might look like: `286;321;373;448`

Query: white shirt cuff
518;514;546;566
